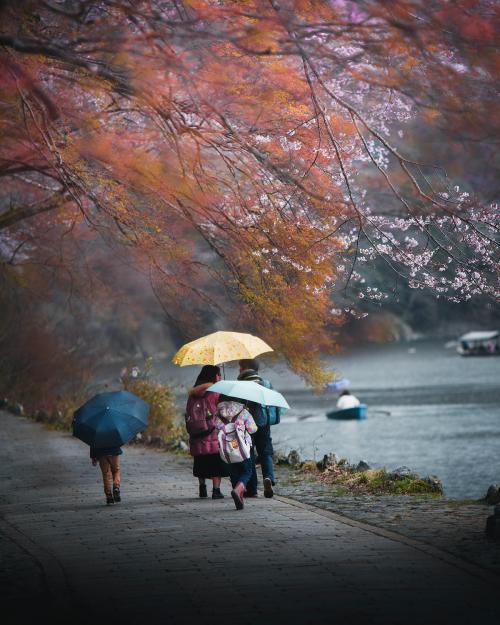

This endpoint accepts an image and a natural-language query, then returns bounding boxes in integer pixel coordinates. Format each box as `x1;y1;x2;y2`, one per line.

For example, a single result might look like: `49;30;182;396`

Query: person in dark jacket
90;445;123;505
238;358;276;499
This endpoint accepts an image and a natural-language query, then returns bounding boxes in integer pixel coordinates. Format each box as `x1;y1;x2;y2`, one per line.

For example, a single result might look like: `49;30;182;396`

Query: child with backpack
214;397;257;510
185;365;228;499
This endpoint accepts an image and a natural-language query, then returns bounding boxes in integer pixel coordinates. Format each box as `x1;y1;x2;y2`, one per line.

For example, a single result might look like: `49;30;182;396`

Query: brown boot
231;482;245;510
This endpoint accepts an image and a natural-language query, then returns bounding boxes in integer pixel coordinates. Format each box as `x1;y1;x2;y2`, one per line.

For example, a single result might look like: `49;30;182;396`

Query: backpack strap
217;406;245;424
231;407;245;423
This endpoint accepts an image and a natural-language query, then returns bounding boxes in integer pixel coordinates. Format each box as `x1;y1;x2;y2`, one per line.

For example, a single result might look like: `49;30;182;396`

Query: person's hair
340;390;351;396
194;365;221;386
238;358;259;371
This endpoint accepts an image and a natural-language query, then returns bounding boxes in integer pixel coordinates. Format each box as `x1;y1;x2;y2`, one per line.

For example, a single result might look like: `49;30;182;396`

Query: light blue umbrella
206;380;290;410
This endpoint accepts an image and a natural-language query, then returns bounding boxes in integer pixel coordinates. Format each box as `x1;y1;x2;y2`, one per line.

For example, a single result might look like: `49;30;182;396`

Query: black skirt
193;453;229;478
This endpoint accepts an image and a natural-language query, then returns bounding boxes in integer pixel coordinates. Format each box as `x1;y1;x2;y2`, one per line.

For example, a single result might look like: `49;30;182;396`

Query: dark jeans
247;424;275;495
228;457;253;488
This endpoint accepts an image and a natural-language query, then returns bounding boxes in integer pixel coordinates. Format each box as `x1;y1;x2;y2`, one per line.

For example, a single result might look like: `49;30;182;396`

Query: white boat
457;331;499;356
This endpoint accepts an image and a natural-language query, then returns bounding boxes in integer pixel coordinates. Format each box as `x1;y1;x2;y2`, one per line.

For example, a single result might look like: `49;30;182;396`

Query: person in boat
336;390;360;410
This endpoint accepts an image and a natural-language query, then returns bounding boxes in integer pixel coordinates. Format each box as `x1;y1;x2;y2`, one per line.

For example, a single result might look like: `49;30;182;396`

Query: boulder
274;451;289;465
164;438;189;452
35;410;50;423
485;484;500;505
356;461;371;472
390;466;415;479
287;449;302;468
316;453;338;471
9;403;24;416
423;475;444;494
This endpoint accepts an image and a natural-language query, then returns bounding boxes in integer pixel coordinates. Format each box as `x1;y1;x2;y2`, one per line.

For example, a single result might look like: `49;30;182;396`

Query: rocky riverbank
274;449;444;496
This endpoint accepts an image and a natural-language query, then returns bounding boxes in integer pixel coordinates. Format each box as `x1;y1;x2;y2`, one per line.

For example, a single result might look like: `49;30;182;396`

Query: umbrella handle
222;363;226;379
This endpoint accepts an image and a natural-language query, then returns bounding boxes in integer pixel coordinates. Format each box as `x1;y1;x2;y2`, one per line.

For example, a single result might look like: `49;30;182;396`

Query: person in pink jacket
186;365;229;499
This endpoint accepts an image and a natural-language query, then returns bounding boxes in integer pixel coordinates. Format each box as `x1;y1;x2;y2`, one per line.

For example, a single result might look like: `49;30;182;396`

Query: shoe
212;488;224;499
231;482;245;510
263;477;274;499
113;485;121;503
199;483;208;498
244;491;258;498
106;493;114;505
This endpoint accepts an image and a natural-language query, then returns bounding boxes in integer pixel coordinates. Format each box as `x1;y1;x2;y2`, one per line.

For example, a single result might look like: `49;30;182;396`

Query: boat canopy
459;331;499;342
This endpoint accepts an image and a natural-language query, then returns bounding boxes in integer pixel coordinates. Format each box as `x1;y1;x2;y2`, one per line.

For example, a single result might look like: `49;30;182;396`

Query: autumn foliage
0;0;498;389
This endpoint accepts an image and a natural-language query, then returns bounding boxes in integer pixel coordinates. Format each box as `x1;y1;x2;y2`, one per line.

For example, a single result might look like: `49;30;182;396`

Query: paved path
1;412;498;625
275;468;500;575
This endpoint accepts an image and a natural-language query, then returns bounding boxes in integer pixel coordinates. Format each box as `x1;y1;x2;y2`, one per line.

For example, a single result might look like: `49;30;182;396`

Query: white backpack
218;414;252;464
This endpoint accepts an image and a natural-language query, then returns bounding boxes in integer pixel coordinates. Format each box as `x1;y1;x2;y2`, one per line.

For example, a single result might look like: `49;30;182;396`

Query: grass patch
277;452;443;497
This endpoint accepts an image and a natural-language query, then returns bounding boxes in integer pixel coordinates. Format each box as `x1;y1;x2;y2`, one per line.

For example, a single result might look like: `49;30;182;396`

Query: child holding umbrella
72;390;149;506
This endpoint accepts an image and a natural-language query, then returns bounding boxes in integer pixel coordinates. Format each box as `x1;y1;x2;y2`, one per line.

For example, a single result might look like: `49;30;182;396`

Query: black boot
199;483;208;498
263;477;274;498
106;493;114;505
212;488;224;499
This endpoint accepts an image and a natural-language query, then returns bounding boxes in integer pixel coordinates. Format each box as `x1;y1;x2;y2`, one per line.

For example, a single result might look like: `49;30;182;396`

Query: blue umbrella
72;390;149;448
326;378;350;391
206;380;290;410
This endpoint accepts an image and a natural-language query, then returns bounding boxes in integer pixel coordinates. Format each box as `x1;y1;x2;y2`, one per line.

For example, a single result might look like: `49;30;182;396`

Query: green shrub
121;360;184;443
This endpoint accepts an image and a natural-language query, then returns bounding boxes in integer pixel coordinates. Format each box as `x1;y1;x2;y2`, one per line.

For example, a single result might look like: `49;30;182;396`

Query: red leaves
1;1;498;385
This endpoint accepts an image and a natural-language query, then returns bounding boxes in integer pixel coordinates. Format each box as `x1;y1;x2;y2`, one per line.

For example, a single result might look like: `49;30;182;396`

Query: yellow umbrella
171;331;273;367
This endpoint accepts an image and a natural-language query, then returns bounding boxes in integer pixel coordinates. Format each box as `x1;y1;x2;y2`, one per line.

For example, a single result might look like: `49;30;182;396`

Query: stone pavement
1;412;498;625
275;468;500;575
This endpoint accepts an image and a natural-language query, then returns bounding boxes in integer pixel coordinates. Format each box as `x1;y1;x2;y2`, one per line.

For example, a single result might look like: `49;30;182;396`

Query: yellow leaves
423;108;441;124
224;212;341;386
401;56;419;74
84;114;101;131
238;23;280;55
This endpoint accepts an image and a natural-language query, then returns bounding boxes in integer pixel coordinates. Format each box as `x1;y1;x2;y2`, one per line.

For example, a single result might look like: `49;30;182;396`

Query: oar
297;413;316;421
369;409;392;416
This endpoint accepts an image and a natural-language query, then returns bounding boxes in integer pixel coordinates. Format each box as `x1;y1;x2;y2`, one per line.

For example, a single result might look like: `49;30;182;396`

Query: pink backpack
185;395;214;438
217;410;252;464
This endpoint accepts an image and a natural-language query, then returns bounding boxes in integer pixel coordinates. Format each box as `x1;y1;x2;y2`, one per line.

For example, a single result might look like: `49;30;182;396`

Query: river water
136;339;500;500
263;341;500;500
